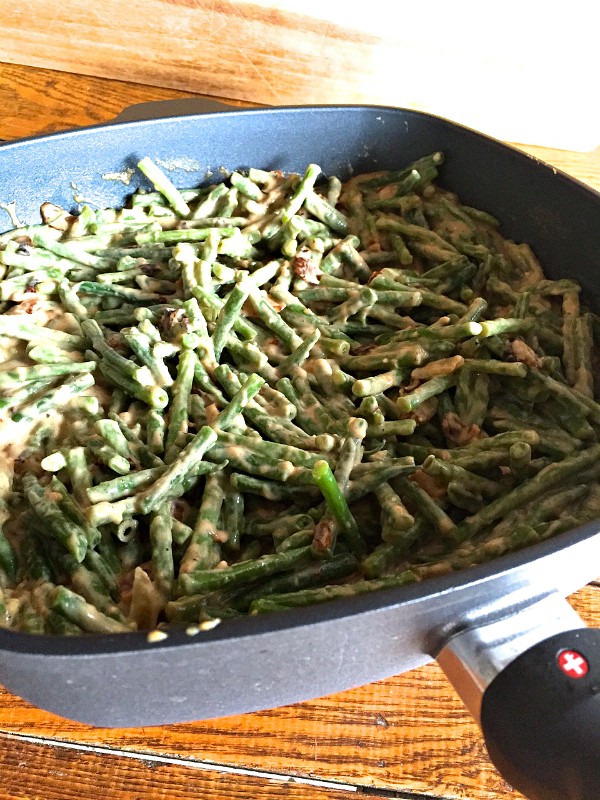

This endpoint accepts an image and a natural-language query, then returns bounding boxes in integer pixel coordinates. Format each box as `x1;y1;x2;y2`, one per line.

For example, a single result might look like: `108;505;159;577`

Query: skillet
0;100;599;800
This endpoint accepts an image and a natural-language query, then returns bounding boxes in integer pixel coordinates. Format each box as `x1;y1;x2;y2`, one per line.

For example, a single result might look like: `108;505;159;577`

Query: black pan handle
111;97;239;124
436;593;600;800
481;627;600;800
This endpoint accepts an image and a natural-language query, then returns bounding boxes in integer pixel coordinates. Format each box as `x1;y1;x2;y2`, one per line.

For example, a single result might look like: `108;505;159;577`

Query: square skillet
0;104;599;729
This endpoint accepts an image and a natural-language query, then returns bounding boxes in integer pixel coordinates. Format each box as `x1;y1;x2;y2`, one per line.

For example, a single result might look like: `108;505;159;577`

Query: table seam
0;729;454;800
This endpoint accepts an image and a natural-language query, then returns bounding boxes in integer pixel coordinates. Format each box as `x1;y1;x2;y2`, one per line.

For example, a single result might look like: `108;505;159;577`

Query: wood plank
0;62;252;142
0;732;358;800
1;2;597;150
0;585;596;799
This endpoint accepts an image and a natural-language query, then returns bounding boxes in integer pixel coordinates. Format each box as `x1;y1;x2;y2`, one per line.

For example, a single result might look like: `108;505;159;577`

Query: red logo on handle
557;649;589;679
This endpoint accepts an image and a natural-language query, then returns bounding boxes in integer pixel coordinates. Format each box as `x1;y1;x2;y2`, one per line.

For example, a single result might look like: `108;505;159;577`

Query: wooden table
0;61;599;800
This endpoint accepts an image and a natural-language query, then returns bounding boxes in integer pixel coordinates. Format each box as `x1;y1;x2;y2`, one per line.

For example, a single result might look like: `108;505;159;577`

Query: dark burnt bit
12;298;42;315
312;516;335;555
106;332;125;351
441;411;481;447
140;263;163;277
13;452;45;479
351;342;377;355
158;308;191;340
39;202;76;231
24;279;41;294
366;269;384;286
15;239;32;255
291;246;322;285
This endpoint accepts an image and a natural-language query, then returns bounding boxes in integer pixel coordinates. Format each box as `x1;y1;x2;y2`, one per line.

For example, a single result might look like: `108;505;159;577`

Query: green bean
509;442;532;483
249;570;417;613
12;372;95;423
150;502;174;599
146;409;166;455
422;456;499;497
51;586;132;634
164;349;197;462
32;230;107;269
206;442;298;483
62;446;93;507
137;426;218;514
450;443;600;544
454;367;489;428
277;329;321;376
246;284;303;351
312;459;365;557
0;524;17;582
375;482;415;541
393;477;456;538
396;375;456;413
222;489;244;552
462;358;527;377
312;417;367;558
86;466;165;504
46;610;82;635
87;437;131;475
304;191;349;234
191;283;258;341
179;473;225;575
280;164;321;224
0;316;86;349
352;367;409;398
137;157;191;218
107;412;164;468
212;279;253;360
215;365;327;450
20;527;54;582
94;418;131;460
22;474;88;562
256;516;315;545
83;549;119;599
0;360;95;388
122;327;174;388
275;528;314;552
240;552;358;607
49;476;101;548
98;362;168;409
345;460;418;503
178;545;313;595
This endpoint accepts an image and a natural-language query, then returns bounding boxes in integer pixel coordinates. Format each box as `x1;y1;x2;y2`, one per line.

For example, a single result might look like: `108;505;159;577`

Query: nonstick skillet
0;101;599;800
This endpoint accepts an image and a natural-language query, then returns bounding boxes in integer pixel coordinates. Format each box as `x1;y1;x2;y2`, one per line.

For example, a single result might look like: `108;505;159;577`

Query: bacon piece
442;412;482;447
510;339;542;370
291;246;322;285
40;202;75;231
411;470;447;500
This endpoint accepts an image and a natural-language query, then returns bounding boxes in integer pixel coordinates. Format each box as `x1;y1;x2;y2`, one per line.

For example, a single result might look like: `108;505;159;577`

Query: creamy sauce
156;157;201;173
101;169;135;185
0;202;22;230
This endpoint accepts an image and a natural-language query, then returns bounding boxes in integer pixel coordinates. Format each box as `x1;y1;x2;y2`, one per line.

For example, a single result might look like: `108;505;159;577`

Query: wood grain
0;62;252;141
0;733;357;800
0;586;596;799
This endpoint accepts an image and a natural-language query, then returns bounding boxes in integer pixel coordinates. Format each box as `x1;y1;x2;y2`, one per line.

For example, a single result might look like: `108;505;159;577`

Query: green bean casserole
0;153;598;635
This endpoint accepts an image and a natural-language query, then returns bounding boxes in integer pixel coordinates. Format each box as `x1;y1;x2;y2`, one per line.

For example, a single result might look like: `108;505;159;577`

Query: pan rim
0;103;598;658
0;517;597;657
